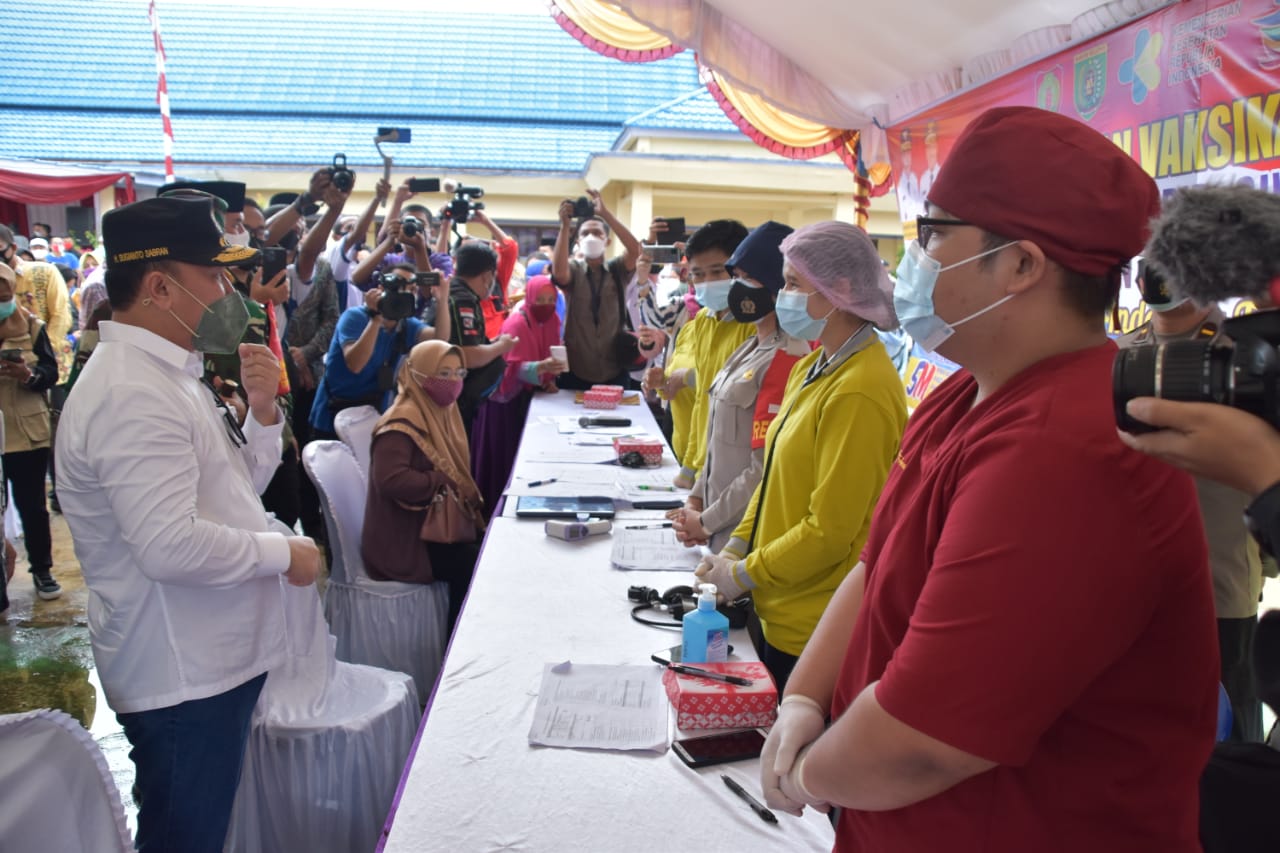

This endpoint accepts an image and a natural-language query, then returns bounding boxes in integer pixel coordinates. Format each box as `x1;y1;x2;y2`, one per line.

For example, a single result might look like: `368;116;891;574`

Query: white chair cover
0;709;133;853
225;576;420;853
334;404;379;482
302;441;449;704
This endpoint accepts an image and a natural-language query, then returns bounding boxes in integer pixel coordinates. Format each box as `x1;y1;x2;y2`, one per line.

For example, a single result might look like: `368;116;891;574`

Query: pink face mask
529;303;556;323
421;376;463;407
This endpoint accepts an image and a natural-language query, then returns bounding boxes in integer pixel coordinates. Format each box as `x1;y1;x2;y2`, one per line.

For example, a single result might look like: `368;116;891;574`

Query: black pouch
327;392;381;414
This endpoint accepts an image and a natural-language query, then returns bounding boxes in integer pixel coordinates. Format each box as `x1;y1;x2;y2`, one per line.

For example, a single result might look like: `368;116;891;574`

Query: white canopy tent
610;0;1173;128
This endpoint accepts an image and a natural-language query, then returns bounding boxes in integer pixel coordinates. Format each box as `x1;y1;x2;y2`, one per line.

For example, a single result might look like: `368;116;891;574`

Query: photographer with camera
1117;256;1267;742
352;179;455;283
326;175;393;307
1115;182;1280;853
1116;185;1280;498
352;209;446;290
308;262;450;441
250;167;341;252
551;189;641;389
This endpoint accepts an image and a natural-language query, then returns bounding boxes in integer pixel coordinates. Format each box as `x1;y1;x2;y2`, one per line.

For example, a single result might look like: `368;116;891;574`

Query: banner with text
887;0;1280;407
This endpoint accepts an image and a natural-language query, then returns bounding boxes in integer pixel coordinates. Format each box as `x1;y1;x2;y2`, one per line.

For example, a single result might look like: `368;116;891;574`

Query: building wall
103;130;905;262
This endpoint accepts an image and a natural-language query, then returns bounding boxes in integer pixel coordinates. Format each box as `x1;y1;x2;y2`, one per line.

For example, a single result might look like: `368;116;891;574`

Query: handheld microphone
1143;184;1280;306
579;415;632;428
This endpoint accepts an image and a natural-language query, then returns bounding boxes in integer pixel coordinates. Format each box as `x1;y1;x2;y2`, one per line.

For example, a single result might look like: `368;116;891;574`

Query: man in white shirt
56;195;321;853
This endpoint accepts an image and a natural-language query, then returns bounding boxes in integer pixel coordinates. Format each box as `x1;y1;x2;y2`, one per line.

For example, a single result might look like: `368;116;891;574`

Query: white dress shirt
56;321;292;714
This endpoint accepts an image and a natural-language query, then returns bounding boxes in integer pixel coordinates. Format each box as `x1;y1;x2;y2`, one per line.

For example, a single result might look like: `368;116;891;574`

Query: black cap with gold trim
103;196;259;269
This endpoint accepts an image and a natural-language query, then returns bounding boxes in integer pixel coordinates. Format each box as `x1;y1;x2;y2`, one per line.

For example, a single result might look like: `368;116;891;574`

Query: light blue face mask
693;278;733;314
0;298;15;321
775;289;834;341
893;240;1016;352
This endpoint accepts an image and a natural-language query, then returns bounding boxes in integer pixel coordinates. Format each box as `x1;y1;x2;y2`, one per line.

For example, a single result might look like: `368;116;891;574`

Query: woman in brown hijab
362;340;485;633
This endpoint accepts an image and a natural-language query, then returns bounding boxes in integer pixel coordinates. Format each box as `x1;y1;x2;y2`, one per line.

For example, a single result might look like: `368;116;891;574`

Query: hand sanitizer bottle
681;584;730;663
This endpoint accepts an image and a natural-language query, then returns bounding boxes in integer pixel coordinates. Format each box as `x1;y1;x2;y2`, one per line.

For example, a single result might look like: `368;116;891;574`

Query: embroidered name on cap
113;247;171;263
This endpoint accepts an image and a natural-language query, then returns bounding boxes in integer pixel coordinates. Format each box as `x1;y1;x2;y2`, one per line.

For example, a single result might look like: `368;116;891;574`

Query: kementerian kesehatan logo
1118;27;1163;104
1073;44;1108;121
1255;1;1280;70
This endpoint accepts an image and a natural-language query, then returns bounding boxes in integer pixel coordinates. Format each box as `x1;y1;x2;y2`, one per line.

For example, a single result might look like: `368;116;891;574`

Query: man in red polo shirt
761;107;1218;852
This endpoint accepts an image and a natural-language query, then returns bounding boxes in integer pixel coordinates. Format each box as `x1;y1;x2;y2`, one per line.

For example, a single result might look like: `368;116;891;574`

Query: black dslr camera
327;154;355;193
401;215;424;239
572;196;594;220
377;274;418;322
445;186;485;224
1113;310;1280;432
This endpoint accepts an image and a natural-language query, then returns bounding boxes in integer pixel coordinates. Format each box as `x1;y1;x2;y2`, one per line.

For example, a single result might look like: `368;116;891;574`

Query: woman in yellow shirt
695;222;908;691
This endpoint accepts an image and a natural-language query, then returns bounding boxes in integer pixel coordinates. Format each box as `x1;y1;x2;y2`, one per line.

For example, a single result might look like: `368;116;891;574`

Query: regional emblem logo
1036;66;1062;112
1073;44;1108;120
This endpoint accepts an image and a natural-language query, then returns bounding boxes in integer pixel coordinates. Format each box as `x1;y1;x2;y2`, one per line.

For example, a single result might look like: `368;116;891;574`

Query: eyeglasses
916;216;972;250
200;377;247;448
434;369;468;380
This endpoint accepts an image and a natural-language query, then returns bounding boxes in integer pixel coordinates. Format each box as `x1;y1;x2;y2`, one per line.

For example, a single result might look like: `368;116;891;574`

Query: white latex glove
779;743;831;814
761;695;827;816
693;552;752;601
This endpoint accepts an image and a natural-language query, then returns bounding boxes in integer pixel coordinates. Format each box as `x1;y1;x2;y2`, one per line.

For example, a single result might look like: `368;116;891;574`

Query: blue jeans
117;672;266;853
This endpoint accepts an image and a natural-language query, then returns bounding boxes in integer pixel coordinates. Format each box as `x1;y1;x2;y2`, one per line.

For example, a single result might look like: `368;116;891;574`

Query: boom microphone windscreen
1143;184;1280;306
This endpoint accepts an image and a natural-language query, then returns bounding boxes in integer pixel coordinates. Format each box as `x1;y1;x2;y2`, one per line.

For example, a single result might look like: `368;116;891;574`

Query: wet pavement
0;510;138;832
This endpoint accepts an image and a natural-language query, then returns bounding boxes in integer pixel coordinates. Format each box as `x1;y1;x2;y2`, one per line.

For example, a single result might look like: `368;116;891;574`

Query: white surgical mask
893;240;1016;352
579;235;606;259
224;230;251;248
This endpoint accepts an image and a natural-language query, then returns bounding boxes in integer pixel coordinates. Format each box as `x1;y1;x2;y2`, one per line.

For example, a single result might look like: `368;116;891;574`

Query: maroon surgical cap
927;106;1160;277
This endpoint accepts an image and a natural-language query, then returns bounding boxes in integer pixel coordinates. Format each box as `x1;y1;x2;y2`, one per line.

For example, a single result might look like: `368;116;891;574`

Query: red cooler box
661;662;778;730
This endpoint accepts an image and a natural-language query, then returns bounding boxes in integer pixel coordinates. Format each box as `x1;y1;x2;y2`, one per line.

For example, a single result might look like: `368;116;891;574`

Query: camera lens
1112;337;1278;432
1113;341;1214;432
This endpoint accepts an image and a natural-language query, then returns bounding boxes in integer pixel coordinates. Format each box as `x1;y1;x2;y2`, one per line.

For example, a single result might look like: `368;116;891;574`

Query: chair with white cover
225;561;420;853
0;708;133;852
334;404;379;482
302;440;449;704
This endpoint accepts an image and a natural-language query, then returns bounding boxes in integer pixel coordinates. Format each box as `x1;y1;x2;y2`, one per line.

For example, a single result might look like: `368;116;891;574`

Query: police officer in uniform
1117;262;1266;741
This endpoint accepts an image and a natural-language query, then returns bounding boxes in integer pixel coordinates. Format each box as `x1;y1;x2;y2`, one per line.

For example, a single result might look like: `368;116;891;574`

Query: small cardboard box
661;662;778;730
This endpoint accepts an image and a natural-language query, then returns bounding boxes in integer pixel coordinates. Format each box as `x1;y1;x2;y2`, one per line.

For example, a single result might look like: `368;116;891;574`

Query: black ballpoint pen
722;774;777;824
650;656;754;686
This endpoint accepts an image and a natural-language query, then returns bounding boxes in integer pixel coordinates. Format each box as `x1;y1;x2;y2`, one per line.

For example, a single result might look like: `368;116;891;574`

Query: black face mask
0;244;14;266
727;279;775;323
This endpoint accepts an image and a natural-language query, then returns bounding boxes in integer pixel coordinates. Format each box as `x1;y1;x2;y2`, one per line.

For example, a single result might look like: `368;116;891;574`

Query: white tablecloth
379;391;834;852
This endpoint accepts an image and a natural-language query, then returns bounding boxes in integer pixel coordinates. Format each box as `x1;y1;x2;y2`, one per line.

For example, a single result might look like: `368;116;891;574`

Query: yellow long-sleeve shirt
726;339;907;656
665;316;701;466
677;309;754;482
